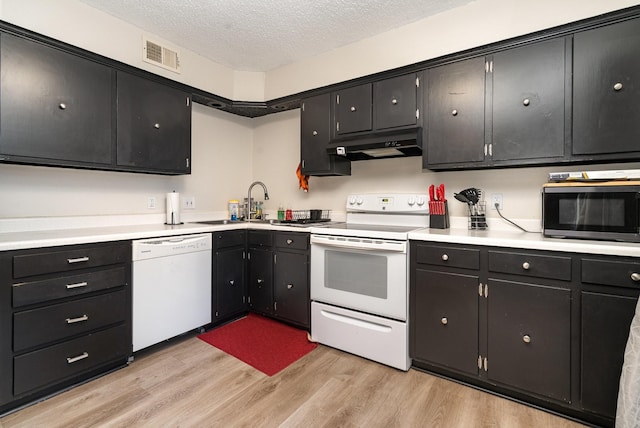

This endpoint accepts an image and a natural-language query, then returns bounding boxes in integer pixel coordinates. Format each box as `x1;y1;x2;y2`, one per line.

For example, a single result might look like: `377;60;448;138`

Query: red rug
197;313;317;376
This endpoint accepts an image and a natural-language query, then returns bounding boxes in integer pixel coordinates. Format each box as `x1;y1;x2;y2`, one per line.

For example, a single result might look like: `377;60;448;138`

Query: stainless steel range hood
327;127;422;161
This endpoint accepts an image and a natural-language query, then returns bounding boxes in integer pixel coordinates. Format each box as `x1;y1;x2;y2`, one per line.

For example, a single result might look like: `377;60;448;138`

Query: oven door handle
310;234;406;253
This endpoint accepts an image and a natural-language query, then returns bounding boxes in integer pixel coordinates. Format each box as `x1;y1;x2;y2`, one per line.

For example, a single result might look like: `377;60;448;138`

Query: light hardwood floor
0;334;586;428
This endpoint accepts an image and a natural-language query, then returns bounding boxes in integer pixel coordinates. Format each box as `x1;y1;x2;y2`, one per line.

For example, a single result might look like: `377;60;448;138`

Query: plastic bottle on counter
228;199;239;221
255;201;263;219
285;205;293;221
277;204;285;221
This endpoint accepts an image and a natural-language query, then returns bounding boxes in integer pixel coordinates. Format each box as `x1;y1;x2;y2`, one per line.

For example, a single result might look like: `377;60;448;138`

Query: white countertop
0;221;314;252
409;227;640;257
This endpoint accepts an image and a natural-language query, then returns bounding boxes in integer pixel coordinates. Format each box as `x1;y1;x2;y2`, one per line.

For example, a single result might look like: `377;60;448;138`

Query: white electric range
309;193;429;371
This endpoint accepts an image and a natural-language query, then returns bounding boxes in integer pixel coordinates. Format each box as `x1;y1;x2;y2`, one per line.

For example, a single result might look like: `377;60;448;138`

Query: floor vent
142;36;180;73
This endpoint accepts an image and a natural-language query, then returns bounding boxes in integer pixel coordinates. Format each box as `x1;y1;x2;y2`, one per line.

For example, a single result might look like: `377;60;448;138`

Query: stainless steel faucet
247;181;270;220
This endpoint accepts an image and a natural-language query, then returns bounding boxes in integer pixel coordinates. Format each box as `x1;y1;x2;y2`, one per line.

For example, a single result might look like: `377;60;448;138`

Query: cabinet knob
441;254;449;261
451;109;458;116
286;239;293;245
523;335;531;344
154;123;160;129
350;106;357;112
59;103;67;110
631;272;640;282
523;98;530;106
229;280;235;285
614;82;623;91
391;98;398;105
312;130;318;136
522;262;530;270
257;278;263;284
287;283;294;290
441;317;448;325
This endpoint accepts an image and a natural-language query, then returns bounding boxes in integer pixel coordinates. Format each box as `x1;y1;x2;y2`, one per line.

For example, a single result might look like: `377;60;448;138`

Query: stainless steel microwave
542;182;640;242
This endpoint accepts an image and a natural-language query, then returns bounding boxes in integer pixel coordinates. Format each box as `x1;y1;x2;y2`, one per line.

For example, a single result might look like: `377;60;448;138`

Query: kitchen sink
195;219;277;225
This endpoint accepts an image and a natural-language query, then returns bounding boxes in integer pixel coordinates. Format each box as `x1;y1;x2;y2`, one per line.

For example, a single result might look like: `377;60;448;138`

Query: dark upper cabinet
491;38;567;162
425;57;486;167
425;38;567;169
116;71;191;174
300;94;350;176
333;73;420;137
573;17;640;158
0;33;114;166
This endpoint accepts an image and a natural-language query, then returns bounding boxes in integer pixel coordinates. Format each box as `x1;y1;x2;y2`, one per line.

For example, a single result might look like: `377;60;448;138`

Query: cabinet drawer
275;232;309;251
488;251;571;281
214;231;245;249
13;244;129;279
12;266;127;308
581;258;640;289
13;324;129;396
414;244;480;270
13;290;127;352
248;230;273;247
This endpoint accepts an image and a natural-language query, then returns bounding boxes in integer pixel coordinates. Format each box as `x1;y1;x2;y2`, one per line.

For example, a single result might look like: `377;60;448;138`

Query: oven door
310;234;407;321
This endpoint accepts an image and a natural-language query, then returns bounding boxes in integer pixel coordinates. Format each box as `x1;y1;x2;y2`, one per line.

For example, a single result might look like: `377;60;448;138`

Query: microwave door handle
310;235;406;253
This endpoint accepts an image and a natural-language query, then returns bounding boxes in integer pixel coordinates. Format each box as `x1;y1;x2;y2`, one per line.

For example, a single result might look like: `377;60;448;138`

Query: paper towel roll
166;192;181;224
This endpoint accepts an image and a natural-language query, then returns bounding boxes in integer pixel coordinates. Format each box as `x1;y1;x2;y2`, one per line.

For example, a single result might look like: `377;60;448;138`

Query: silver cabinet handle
67;256;89;264
350;106;357;112
66;281;88;289
229;280;235;285
522;262;530;270
523;335;531;343
59;103;67;110
614;82;623;91
631;273;640;282
66;314;89;324
312;130;318;136
451;109;458;116
441;254;449;261
67;352;89;364
391;98;398;105
523;98;530;106
287;284;293;289
441;317;448;325
154;123;160;129
286;239;293;245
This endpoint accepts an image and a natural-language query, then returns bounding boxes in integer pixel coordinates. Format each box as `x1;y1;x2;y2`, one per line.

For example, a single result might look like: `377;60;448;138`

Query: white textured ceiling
77;0;475;72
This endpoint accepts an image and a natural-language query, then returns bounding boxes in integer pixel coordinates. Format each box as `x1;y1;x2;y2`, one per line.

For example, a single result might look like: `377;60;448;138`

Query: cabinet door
0;33;114;165
491;38;566;161
335;83;372;135
581;291;638;419
374;74;418;130
248;248;273;315
426;57;486;167
116;72;191;174
573;17;640;157
487;279;571;402
300;94;350;176
274;251;309;327
215;247;245;320
412;269;479;375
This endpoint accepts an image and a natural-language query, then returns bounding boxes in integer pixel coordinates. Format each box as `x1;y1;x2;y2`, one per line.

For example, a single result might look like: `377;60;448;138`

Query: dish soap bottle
255;201;263;219
277;204;285;221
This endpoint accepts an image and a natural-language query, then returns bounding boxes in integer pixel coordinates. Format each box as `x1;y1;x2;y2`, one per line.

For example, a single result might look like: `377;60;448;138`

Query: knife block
429;201;449;229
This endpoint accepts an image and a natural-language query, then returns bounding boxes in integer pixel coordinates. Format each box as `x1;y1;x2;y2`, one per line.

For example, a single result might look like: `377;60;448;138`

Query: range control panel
346;193;430;213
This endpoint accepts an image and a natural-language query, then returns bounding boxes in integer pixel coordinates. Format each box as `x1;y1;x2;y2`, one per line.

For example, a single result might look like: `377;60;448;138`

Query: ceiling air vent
142;36;180;73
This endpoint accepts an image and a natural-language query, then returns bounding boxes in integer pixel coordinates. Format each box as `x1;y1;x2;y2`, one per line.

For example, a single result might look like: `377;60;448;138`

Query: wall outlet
183;196;195;209
491;193;503;210
147;197;156;209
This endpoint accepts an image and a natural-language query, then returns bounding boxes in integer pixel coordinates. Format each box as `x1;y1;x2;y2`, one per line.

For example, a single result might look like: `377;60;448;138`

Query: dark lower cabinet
0;241;131;414
412;269;479;376
212;231;247;323
411;240;638;427
487;279;571;402
274;251;309;327
248;247;273;315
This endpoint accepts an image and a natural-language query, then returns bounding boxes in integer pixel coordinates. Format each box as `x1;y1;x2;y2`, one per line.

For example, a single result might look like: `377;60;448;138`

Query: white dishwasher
132;233;212;352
